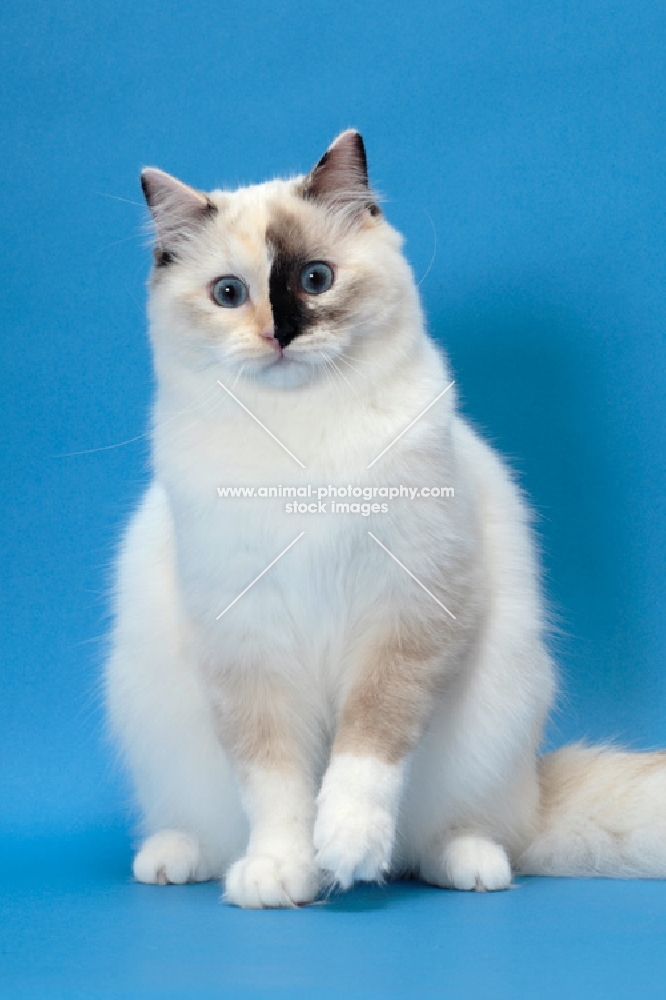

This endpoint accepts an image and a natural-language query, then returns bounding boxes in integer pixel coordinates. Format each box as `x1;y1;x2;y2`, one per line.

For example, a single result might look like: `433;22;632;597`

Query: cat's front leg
314;753;406;889
225;768;318;908
211;677;319;909
314;629;442;889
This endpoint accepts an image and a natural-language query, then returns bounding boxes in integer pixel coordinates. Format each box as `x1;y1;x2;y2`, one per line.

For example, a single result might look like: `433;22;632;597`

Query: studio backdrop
1;0;665;836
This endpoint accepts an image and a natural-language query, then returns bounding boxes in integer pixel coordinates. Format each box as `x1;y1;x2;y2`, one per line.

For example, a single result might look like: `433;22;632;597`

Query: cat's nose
259;325;280;349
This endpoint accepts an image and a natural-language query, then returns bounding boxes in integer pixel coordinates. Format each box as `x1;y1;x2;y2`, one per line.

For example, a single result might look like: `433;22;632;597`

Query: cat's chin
248;354;318;390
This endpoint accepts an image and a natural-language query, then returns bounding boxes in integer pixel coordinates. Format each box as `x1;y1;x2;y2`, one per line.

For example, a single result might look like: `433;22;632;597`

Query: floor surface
1;827;665;999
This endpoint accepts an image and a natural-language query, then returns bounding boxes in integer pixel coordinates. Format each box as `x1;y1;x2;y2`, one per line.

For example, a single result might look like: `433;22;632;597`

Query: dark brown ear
302;130;380;216
140;168;217;265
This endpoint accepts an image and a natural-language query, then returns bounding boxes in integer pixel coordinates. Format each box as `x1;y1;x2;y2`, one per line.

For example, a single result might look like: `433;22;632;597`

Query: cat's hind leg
398;632;552;893
106;483;248;884
133;830;207;885
420;833;512;891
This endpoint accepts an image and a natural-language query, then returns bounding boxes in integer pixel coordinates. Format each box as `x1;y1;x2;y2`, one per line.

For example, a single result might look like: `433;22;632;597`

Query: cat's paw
224;852;319;909
422;834;512;892
313;754;403;889
133;830;206;884
314;799;394;889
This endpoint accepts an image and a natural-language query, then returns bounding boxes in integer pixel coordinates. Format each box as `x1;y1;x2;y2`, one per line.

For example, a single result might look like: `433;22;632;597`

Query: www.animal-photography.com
2;3;666;998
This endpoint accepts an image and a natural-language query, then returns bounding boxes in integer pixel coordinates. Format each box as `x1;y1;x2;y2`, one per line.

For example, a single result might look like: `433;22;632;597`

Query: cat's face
142;131;414;389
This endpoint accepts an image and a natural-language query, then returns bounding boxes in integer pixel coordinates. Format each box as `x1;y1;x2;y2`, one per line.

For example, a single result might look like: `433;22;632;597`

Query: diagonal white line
216;531;305;620
366;381;455;469
217;380;306;468
367;532;456;620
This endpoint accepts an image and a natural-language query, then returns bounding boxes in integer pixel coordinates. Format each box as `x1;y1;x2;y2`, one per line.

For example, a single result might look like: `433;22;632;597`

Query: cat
106;130;666;908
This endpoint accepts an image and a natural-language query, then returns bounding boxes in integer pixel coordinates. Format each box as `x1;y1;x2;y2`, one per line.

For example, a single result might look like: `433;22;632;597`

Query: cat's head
142;131;419;389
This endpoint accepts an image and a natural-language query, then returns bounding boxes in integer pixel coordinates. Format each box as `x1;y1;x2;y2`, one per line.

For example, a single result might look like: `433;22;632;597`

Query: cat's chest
153;394;463;641
159;432;379;617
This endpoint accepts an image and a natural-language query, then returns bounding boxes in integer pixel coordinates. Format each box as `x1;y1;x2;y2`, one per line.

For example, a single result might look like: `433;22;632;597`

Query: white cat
106;130;666;907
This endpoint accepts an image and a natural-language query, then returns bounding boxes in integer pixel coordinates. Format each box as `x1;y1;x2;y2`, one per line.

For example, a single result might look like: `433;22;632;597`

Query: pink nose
260;325;280;349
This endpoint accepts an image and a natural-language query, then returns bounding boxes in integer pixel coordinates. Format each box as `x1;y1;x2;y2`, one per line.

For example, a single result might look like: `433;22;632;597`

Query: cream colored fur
106;131;666;907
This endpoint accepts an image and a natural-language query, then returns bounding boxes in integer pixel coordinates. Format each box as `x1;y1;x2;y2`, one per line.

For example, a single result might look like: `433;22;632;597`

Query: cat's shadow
320;878;435;912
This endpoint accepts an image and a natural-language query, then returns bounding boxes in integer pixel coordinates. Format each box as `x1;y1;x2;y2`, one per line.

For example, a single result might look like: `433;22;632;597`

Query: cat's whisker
416;208;437;288
319;352;345;403
335;353;375;384
364;206;438;327
52;431;151;458
326;355;363;404
52;381;222;458
122;282;147;322
337;350;378;370
155;378;233;444
167;397;226;443
95;231;147;255
325;354;349;403
154;385;225;444
96;191;146;209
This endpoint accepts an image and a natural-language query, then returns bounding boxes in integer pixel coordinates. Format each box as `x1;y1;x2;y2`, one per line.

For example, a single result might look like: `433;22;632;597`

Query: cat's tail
517;743;666;877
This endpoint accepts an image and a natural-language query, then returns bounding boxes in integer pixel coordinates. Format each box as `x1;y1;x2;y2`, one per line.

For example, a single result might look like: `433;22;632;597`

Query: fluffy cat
106;130;666;907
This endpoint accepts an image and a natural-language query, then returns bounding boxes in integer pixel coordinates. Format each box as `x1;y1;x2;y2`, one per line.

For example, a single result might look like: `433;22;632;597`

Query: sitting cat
106;130;666;907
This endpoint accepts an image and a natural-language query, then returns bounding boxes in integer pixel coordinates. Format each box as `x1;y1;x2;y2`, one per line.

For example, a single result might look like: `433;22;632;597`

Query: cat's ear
302;130;380;217
140;168;217;264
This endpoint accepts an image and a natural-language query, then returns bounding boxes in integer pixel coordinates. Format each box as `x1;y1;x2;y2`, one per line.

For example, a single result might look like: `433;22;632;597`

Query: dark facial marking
266;217;317;349
266;209;368;347
307;275;364;327
155;249;176;267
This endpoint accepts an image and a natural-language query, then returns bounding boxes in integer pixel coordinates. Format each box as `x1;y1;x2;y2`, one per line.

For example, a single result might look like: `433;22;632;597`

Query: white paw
314;800;394;889
440;835;512;891
313;755;404;889
133;830;206;885
224;852;319;909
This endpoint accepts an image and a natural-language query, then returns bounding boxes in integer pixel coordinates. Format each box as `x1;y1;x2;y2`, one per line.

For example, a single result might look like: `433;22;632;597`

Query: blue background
2;1;666;996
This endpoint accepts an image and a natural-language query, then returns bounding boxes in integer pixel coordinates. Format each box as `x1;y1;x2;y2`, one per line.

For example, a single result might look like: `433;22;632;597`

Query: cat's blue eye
211;276;248;308
300;261;334;295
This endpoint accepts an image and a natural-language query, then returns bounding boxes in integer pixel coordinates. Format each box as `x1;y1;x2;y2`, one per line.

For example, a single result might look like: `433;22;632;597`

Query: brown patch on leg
334;625;445;764
210;672;309;775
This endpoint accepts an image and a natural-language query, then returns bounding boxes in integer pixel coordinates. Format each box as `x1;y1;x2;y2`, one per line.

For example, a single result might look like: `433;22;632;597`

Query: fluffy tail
518;743;666;878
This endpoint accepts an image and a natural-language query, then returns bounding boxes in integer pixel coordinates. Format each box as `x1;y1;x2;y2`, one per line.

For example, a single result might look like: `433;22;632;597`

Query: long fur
106;132;666;906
